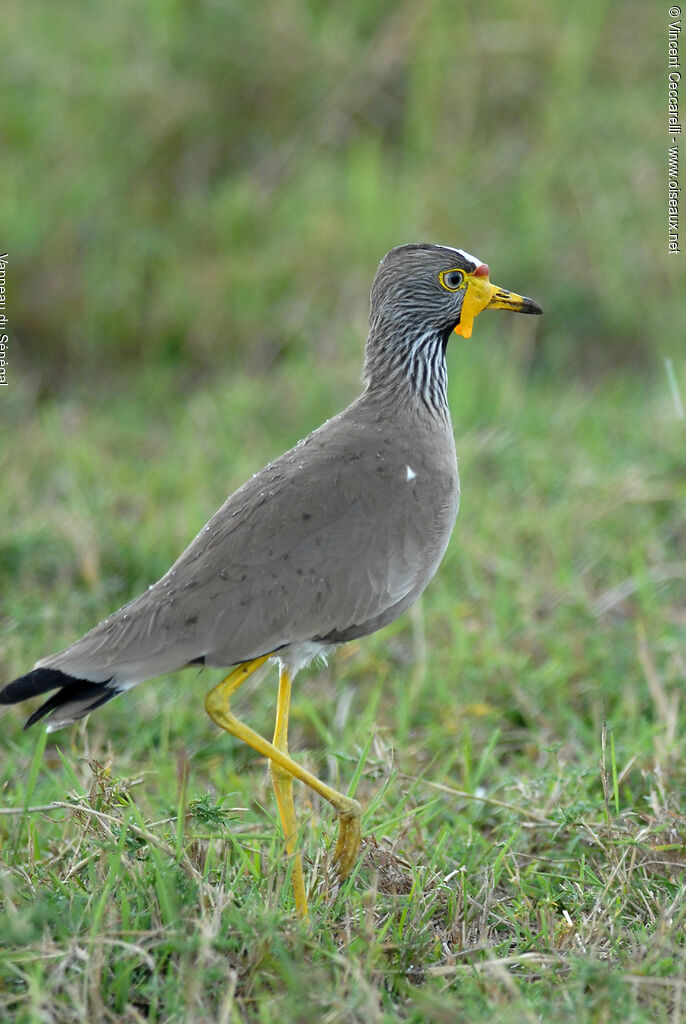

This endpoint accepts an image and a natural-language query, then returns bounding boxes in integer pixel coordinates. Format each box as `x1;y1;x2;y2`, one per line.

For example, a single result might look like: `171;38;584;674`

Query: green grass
1;349;684;1022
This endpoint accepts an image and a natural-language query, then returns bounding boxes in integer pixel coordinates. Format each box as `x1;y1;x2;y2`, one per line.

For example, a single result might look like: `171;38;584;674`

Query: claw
332;800;362;880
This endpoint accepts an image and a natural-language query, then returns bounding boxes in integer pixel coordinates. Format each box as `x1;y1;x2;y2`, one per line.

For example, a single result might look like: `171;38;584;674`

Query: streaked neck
362;323;450;416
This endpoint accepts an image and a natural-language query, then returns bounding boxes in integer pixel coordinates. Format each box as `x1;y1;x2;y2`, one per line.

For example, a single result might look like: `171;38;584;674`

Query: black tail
0;668;119;730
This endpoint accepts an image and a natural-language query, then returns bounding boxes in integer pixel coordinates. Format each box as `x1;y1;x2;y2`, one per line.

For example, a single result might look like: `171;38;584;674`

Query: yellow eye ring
439;268;466;292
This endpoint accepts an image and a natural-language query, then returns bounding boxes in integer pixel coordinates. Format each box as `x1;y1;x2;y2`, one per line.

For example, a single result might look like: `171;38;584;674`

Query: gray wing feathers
37;401;459;686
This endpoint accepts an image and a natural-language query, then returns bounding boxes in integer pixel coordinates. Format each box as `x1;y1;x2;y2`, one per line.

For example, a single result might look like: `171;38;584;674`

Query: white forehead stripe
435;244;483;269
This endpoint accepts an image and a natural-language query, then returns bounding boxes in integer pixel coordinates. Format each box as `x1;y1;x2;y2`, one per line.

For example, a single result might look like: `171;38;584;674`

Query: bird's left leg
270;664;309;920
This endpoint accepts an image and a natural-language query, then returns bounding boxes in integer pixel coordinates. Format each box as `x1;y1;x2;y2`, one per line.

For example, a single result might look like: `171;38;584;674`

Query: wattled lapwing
1;244;542;918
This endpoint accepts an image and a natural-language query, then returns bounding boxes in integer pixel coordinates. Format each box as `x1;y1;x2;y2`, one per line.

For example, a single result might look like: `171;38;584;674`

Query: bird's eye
439;269;466;291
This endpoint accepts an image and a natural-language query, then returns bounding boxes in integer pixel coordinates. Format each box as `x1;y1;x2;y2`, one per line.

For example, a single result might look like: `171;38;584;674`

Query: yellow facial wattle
454;276;495;338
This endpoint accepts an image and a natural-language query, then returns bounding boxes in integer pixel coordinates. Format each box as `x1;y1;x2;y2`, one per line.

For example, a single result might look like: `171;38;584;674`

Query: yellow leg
270;665;309;920
204;657;362;895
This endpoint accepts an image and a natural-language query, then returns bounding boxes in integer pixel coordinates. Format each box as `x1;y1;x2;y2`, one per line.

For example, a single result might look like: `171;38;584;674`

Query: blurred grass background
2;0;680;388
1;1;685;1022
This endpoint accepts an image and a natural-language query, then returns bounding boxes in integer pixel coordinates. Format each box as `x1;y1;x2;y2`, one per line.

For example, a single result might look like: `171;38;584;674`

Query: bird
1;243;542;919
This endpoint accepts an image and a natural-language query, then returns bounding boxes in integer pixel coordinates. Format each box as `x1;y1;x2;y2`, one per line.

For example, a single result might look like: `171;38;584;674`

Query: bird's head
370;243;542;341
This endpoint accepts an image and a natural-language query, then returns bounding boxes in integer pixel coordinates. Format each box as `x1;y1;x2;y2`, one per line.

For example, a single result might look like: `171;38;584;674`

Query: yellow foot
332;797;362;881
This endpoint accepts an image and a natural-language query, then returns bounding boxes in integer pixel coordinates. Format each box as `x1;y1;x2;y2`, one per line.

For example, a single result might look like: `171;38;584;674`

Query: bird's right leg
270;664;309;921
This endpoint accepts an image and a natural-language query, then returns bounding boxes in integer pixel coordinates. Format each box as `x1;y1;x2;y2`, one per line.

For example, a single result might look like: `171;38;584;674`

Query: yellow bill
455;270;543;339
